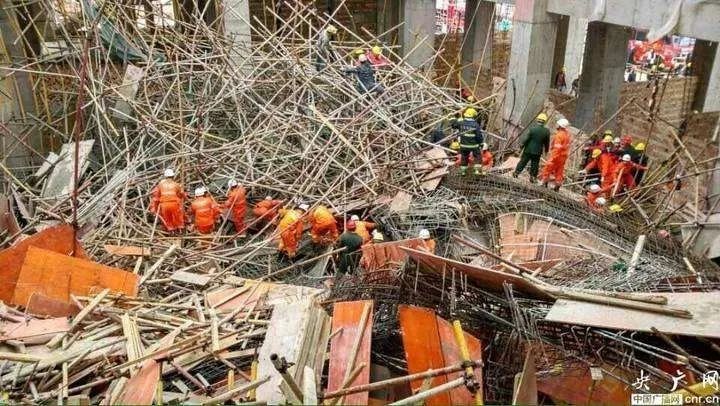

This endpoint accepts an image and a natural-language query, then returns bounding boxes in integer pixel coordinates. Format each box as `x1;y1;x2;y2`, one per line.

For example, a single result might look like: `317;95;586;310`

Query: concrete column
461;0;494;90
574;22;630;131
563;17;588;90
400;0;435;69
550;15;568;85
692;40;720;113
221;0;251;65
377;0;399;44
502;0;558;132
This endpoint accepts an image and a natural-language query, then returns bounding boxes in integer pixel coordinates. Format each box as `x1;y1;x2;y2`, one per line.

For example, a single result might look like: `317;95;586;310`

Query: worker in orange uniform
417;229;436;254
253;196;284;228
582;139;618;193
350;214;375;244
149;168;186;233
190;187;221;234
480;143;493;172
609;154;648;195
223;179;247;234
539;118;572;191
309;204;339;246
277;203;308;259
586;184;604;212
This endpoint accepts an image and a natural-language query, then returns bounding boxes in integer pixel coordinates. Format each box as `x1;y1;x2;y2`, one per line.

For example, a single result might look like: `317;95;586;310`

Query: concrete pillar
400;0;436;69
461;0;494;90
377;0;400;44
221;0;251;65
502;0;558;133
692;40;720;113
563;17;588;90
574;22;630;131
550;15;568;86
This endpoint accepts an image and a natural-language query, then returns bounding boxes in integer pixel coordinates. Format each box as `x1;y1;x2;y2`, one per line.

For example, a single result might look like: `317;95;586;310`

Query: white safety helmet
589;184;601;193
358;54;368;63
265;196;273;200
482;143;488;151
557;118;570;128
419;229;431;240
622;154;632;162
228;179;238;188
596;197;607;206
613;137;621;145
164;168;175;178
194;186;206;197
350;214;360;221
298;203;310;212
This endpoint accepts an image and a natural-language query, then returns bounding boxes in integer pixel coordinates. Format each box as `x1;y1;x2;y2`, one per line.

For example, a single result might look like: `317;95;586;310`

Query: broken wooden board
327;301;373;405
398;305;483;406
418;147;450;192
359;238;423;271
545;291;720;338
34;152;59;179
104;244;150;257
401;247;553;300
170;271;211;287
512;348;537;405
1;317;70;345
41;140;94;198
0;194;20;236
25;293;80;317
11;246;138;307
537;364;633;406
0;224;87;303
113;64;144;120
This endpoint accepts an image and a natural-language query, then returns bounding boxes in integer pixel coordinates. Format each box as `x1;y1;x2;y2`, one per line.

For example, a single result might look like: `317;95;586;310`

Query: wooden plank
42;140;95;198
435;316;483;405
116;358;162;404
398;305;451;406
25;293;80;318
327;301;373;405
512;348;538;405
1;317;70;345
170;271;211;287
12;246;138;307
0;224;87;303
537;364;632;405
104;244;150;257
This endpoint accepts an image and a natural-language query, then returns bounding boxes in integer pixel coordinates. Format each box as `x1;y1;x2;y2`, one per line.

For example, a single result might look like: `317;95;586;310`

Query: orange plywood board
206;284;269;312
327;301;373;405
538;365;632;405
0;224;87;303
12;246;138;308
116;358;161;404
436;317;483;405
398;305;451;406
360;238;423;271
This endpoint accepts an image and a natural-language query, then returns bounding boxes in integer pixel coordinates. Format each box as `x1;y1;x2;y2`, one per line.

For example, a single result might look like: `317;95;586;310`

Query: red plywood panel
117;358;161;404
0;224;87;303
12;246;138;308
360;239;423;271
327;300;373;405
25;293;80;318
398;305;451;406
436;317;483;405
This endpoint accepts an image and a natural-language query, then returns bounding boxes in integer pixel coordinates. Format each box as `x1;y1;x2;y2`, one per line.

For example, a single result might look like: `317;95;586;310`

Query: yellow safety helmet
464;108;478;119
467;95;476;103
635;142;646;151
603;129;613;136
450;140;460;151
537;113;548;123
591;149;602;158
603;135;614;143
609;204;623;213
326;24;338;34
353;49;365;56
371;46;382;56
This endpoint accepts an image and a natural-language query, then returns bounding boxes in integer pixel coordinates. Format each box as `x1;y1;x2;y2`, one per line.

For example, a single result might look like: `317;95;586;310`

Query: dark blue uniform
452;118;484;173
344;61;384;94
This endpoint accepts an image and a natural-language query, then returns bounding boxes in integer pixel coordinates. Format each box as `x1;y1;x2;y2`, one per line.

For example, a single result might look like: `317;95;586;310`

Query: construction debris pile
1;0;720;405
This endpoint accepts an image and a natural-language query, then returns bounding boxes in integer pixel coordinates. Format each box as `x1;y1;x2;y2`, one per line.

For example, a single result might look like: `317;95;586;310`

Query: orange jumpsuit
149;179;186;231
277;209;304;258
481;150;493;169
355;220;375;244
586;191;603;212
610;161;648;194
191;195;221;234
310;205;338;245
224;186;247;233
418;239;436;254
540;128;571;184
586;151;618;192
253;199;283;224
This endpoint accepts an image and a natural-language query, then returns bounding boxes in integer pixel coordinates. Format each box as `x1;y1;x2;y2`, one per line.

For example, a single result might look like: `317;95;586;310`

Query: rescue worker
452;107;484;176
371;229;384;243
633;142;649;185
309;204;338;246
338;220;364;274
417;229;436;254
609;154;648;195
481;143;494;171
351;48;365;65
616;135;636;160
612;137;622;154
555;67;567;92
539;118;572;190
586;184;604;211
367;45;389;67
149;168;186;233
190;187;221;234
350;214;375;244
252;196;284;228
581;141;618;193
223;179;247;234
594;197;607;212
513;113;550;183
315;24;338;71
277;203;308;259
581;133;602;167
581;148;602;185
343;54;384;95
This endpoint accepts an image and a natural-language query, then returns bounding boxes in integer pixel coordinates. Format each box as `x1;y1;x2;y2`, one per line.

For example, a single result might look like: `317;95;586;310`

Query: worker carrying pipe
149;168;186;233
539;118;572;191
513;113;550;183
